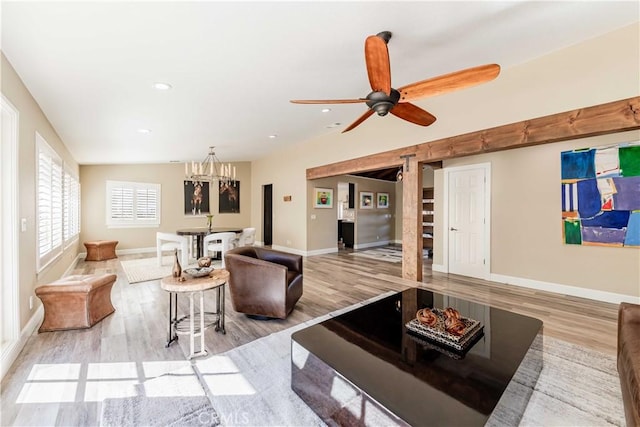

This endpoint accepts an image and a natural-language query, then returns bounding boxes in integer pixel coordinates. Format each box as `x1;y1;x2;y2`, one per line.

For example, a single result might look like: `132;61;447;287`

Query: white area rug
120;256;221;284
120;256;173;284
349;246;429;264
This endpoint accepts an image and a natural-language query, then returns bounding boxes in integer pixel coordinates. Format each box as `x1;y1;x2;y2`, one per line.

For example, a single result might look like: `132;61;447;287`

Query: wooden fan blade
398;64;500;102
365;35;391;95
290;99;367;104
390;103;436;126
342;109;374;133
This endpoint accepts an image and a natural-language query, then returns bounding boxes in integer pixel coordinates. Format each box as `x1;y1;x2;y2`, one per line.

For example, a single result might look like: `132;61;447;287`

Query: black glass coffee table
291;288;543;426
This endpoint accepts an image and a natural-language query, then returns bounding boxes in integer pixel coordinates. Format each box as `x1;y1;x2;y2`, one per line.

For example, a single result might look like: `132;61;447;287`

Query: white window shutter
106;181;161;227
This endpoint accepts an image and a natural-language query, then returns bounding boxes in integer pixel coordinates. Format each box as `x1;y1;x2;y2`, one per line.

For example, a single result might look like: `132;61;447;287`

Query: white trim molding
1;94;20;368
1;306;43;381
491;273;640;305
271;245;307;256
305;247;339;256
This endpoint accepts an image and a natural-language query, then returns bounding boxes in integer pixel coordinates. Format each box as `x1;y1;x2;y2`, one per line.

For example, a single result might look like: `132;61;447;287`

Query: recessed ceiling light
153;82;172;90
321;108;331;113
138;128;151;134
268;134;278;139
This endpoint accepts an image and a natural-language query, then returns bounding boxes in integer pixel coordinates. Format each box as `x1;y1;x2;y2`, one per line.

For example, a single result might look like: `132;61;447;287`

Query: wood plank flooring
1;249;620;426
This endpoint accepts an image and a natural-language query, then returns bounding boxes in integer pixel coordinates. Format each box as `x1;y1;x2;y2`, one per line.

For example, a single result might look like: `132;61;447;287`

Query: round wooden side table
160;269;229;359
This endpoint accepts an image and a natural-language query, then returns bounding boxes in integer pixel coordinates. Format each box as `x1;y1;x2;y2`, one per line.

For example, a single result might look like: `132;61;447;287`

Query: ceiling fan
291;31;500;133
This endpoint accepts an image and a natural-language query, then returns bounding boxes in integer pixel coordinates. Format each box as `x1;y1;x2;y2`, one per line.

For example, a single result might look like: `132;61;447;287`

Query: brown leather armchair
618;302;640;427
224;246;303;319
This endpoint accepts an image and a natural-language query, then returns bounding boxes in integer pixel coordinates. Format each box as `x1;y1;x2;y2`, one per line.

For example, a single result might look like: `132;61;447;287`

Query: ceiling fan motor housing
366;89;400;116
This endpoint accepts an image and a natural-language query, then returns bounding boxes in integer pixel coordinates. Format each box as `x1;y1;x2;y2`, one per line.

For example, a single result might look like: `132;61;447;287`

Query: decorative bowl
184;267;214;278
197;257;212;267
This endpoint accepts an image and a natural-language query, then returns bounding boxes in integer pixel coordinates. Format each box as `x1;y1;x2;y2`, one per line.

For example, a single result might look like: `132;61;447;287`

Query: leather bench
618;302;640;427
84;240;118;261
35;274;117;332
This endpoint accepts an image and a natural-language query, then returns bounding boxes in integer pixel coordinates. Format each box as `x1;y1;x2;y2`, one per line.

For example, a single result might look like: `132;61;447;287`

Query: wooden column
402;155;423;281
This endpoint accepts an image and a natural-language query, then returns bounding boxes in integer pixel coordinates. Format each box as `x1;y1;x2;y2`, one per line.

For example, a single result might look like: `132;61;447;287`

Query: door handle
450;227;458;231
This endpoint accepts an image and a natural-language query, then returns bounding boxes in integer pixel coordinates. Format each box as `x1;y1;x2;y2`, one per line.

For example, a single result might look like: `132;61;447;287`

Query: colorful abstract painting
561;141;640;248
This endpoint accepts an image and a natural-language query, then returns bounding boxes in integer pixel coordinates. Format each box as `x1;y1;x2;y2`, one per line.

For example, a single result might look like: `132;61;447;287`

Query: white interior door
446;165;490;279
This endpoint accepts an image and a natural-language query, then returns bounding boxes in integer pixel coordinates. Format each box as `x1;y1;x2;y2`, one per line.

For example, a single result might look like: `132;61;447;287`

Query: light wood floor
1;249;620;426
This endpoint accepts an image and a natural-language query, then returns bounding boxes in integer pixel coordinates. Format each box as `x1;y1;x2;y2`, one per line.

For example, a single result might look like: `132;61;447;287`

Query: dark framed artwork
184;181;210;216
360;191;374;209
219;181;240;213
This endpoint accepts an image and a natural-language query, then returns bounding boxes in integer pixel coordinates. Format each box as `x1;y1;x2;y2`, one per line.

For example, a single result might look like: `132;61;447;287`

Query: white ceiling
2;1;638;165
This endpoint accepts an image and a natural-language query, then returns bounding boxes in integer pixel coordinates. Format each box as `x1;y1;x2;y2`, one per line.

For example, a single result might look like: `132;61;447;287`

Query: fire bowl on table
184;267;214;278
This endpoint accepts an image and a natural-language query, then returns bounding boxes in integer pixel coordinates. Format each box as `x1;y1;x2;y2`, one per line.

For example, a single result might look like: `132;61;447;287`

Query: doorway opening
337;182;355;250
262;184;273;246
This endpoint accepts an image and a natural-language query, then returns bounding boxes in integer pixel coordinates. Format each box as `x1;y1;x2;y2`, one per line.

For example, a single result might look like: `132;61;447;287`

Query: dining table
176;227;243;259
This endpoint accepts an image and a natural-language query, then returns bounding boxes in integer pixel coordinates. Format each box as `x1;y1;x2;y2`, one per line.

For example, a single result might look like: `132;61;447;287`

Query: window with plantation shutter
37;133;64;270
106;180;161;228
63;167;81;246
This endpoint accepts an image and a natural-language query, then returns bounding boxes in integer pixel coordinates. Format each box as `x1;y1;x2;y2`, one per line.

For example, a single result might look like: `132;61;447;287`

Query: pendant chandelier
184;146;236;185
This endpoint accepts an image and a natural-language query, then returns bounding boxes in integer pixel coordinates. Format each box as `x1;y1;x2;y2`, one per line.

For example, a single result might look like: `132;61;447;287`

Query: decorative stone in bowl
184;267;214;278
197;257;212;268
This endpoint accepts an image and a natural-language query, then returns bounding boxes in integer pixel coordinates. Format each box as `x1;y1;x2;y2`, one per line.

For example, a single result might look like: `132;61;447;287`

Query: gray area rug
101;365;220;426
102;292;625;426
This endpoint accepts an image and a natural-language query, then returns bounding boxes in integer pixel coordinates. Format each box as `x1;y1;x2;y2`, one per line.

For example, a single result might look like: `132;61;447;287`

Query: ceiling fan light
372;101;393;116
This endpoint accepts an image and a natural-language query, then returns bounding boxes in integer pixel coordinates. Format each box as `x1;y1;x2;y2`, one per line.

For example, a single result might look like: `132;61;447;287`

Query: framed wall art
360;191;374;209
184;181;210;216
377;192;389;208
561;141;640;248
314;187;333;208
219;181;240;213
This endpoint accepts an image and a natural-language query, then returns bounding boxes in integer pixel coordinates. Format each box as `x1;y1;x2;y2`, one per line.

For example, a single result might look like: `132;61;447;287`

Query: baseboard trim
305;247;339;256
271;245;306;256
63;253;83;276
1;305;44;380
490;273;640;305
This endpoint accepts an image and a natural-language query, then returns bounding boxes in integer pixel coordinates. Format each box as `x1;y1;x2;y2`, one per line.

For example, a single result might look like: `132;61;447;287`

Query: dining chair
202;232;237;268
238;227;256;247
156;232;189;267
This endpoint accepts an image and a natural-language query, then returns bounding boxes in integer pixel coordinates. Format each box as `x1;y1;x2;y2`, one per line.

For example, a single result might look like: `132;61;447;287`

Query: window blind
37;134;64;270
106;180;160;227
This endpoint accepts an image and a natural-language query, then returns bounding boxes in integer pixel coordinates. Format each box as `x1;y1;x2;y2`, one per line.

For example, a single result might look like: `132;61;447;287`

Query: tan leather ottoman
35;274;117;332
84;240;118;261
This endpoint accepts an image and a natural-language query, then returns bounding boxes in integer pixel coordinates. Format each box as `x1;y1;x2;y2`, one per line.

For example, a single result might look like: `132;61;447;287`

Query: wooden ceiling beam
306;96;640;179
